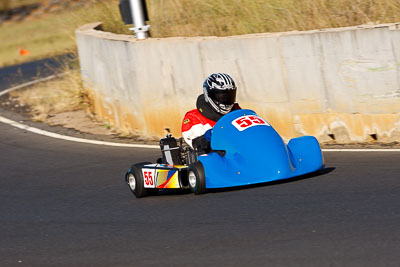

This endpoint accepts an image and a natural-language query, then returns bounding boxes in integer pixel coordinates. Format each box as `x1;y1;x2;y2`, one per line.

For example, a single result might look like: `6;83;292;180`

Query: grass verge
3;0;399;67
147;0;400;37
9;65;88;122
0;0;129;67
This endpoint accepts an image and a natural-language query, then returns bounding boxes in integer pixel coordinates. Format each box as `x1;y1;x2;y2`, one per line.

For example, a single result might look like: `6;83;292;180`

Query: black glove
192;135;211;154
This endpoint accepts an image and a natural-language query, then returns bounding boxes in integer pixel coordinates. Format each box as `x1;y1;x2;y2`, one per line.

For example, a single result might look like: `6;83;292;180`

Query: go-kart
125;109;324;198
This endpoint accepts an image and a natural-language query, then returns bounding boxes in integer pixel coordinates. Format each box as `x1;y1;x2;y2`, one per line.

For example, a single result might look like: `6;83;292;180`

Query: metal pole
128;0;150;39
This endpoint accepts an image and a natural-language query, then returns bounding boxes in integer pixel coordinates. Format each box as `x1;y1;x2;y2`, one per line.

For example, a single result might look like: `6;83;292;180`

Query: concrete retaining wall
76;22;400;142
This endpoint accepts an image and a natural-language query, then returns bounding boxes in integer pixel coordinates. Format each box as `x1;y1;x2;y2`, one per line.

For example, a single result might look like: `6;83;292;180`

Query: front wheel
125;162;151;198
188;161;207;195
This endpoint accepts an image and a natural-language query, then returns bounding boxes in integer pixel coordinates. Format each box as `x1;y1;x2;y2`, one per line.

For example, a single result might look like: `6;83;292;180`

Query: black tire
188;161;207;195
125;162;152;198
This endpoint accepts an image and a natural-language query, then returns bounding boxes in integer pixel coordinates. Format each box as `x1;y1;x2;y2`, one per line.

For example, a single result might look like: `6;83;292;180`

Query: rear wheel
125;162;151;198
188;161;206;195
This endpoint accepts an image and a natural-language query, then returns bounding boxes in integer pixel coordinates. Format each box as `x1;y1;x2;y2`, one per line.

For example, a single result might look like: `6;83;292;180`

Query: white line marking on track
0;116;159;149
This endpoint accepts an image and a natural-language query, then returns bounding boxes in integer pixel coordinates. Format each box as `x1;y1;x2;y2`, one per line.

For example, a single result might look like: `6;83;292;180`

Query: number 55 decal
142;169;156;188
232;115;270;131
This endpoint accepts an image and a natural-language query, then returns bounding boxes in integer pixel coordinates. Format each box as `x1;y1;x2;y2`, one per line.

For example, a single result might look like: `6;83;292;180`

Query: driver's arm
181;112;212;149
191;129;212;152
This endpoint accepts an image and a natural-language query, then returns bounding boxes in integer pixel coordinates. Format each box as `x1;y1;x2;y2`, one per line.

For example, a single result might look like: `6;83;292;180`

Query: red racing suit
181;109;216;148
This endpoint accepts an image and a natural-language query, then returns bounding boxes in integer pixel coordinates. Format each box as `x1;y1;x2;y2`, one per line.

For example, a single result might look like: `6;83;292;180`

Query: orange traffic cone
19;47;30;56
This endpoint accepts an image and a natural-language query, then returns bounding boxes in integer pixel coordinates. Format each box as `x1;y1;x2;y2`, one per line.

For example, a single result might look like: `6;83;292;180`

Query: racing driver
181;73;241;152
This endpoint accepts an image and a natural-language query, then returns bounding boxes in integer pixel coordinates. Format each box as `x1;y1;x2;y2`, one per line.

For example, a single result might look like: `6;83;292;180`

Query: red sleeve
181;110;202;133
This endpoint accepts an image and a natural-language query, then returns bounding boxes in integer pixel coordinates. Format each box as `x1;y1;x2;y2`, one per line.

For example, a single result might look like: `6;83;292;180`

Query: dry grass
10;63;88;122
0;15;76;67
146;0;400;37
3;0;398;67
0;0;129;67
62;0;130;37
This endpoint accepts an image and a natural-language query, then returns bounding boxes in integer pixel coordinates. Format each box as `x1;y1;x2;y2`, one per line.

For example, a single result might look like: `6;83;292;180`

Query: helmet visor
211;89;237;105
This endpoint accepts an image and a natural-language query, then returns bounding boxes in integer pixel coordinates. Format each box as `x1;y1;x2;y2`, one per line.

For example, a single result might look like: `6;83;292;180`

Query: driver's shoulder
184;108;205;119
183;108;215;127
182;109;201;126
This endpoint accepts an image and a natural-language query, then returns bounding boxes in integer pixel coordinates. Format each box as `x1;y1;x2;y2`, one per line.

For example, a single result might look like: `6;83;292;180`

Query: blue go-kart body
198;109;324;188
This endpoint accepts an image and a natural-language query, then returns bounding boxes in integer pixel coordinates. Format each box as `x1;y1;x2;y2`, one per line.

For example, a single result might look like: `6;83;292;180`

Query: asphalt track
1;62;400;266
0;119;399;266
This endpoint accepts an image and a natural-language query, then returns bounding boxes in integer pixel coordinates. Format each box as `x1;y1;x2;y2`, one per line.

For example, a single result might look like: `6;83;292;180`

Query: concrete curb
76;22;400;142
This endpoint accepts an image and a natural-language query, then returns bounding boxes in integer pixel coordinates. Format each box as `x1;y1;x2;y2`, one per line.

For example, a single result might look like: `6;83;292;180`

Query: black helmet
203;73;237;115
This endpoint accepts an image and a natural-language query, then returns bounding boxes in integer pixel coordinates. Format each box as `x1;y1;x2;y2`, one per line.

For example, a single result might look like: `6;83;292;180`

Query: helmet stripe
221;73;229;87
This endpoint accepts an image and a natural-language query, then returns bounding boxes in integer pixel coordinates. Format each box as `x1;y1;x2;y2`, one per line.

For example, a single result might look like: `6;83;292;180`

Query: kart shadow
148;167;335;197
207;167;336;194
